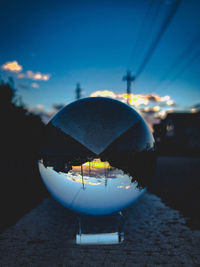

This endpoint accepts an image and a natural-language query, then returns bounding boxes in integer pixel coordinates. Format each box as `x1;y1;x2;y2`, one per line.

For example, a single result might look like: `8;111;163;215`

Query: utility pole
122;70;135;104
75;83;82;100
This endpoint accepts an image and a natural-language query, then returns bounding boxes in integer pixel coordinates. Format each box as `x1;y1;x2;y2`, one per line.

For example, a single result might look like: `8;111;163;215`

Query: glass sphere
39;97;155;215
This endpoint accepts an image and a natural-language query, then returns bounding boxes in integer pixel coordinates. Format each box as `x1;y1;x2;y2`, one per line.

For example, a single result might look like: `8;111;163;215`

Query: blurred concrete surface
0;191;200;266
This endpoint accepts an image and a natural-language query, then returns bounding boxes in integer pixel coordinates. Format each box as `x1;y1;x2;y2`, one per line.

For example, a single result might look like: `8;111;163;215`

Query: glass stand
76;212;124;245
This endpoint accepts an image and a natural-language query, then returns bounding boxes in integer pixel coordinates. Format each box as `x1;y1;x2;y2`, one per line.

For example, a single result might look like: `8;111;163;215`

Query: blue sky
1;0;200;124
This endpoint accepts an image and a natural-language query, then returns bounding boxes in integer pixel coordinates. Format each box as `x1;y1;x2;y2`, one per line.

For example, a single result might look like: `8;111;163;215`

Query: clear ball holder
76;211;124;245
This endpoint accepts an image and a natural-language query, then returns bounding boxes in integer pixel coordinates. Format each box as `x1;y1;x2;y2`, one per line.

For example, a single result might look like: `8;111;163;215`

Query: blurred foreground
0;80;49;233
150;156;200;229
1;189;200;265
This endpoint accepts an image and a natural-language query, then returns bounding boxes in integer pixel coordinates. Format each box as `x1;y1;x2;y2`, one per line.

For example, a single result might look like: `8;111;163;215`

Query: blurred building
153;112;200;155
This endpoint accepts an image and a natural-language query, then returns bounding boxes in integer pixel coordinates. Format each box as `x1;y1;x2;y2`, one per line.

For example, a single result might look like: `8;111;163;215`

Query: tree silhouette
0;79;48;233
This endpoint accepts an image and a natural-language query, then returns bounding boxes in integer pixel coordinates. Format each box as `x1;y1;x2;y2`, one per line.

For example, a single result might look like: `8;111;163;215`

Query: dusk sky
1;0;200;125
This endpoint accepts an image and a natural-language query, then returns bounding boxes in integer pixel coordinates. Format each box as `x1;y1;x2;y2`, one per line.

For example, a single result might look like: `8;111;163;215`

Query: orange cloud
90;90;117;99
140;106;160;115
27;71;50;81
190;108;197;113
90;90;177;128
17;71;50;81
2;61;50;82
90;90;173;108
1;61;22;72
167;100;175;106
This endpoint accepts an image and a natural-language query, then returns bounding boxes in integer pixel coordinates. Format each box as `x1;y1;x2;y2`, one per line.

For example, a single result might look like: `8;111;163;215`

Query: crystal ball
39;97;155;215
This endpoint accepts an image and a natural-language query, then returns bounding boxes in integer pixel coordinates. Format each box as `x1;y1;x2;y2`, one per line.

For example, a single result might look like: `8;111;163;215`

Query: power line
163;48;200;90
149;32;200;92
128;0;163;71
135;0;182;78
127;0;154;70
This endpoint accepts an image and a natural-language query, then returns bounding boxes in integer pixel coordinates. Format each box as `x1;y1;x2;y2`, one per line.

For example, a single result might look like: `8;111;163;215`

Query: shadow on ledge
148;155;200;229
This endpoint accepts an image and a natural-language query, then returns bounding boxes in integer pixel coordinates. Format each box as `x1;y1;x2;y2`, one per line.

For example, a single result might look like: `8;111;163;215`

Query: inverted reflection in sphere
39;97;155;215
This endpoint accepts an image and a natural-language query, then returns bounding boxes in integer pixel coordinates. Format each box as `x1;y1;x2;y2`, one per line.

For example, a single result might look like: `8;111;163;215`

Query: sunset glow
90;90;174;108
89;90;177;126
82;158;110;169
71;158;111;175
66;158;112;186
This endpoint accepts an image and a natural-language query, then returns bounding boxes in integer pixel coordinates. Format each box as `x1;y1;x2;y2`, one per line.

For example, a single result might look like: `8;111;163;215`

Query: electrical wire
127;0;154;70
128;0;163;71
135;0;182;78
149;32;200;92
162;48;200;90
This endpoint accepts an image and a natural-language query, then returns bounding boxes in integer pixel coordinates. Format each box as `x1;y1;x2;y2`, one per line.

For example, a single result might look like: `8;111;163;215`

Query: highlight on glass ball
38;97;155;216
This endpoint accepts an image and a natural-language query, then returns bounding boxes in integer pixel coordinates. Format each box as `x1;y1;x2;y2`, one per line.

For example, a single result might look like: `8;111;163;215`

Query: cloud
91;90;151;106
30;89;177;129
90;90;175;108
1;61;22;72
191;103;200;111
35;104;44;111
17;70;50;81
17;73;26;79
184;103;200;113
52;103;65;112
29;103;66;124
28;104;53;124
147;95;161;102
28;104;44;112
2;60;51;83
140;106;161;115
90;90;117;99
26;71;50;81
90;90;177;128
31;82;39;88
190;108;198;113
166;100;176;106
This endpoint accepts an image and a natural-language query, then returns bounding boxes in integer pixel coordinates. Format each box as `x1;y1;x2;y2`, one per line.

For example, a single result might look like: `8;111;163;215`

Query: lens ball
39;97;155;215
